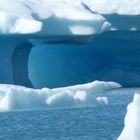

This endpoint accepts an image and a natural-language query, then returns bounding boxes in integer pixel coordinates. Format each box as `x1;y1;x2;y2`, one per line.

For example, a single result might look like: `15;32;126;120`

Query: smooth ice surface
118;93;140;140
0;87;137;139
0;81;121;111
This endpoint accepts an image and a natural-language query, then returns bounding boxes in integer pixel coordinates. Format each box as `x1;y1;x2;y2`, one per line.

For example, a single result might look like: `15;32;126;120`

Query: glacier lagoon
0;87;138;140
0;0;140;139
0;30;140;139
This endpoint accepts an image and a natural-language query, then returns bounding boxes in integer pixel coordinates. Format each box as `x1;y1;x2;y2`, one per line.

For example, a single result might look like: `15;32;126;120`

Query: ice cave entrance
0;31;140;88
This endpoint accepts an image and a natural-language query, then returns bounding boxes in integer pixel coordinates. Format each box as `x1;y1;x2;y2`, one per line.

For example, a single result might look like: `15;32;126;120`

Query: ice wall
0;35;32;87
0;31;140;88
12;41;33;87
0;0;139;88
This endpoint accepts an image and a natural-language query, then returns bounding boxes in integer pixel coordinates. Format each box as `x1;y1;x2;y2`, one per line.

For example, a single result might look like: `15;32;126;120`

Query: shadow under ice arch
12;41;33;87
0;34;93;88
0;31;140;88
28;31;140;88
0;35;33;87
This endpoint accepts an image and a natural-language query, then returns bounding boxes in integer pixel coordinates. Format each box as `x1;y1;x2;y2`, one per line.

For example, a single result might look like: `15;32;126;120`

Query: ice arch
12;41;33;87
0;35;33;87
0;31;140;88
28;31;140;88
0;35;93;87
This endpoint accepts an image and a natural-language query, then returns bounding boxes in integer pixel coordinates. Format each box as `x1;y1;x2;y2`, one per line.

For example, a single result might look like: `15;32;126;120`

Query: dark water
0;104;126;140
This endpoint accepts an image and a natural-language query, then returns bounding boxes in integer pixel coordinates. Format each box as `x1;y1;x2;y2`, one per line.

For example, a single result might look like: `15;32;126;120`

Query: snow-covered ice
0;11;42;34
0;81;121;111
82;0;140;30
0;0;139;34
0;0;110;35
82;0;140;15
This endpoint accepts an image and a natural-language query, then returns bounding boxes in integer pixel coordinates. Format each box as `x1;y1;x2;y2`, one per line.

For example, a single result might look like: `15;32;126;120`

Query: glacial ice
82;0;140;30
82;0;140;15
0;81;121;111
0;11;42;34
0;0;110;35
118;93;140;140
0;0;140;34
96;96;108;106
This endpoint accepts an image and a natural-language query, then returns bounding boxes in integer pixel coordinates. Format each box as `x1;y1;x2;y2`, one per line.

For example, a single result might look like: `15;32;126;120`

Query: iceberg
82;0;140;15
0;0;139;88
0;11;41;34
0;0;110;35
0;81;121;111
82;0;140;30
118;93;140;140
0;0;140;33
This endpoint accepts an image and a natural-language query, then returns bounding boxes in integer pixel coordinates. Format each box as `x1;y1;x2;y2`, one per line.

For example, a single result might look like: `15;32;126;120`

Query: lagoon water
0;105;125;140
0;88;136;140
0;31;139;139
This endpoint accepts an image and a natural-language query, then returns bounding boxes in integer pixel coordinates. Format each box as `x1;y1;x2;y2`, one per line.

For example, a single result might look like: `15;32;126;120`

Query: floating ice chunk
96;96;108;106
0;81;121;111
118;93;140;140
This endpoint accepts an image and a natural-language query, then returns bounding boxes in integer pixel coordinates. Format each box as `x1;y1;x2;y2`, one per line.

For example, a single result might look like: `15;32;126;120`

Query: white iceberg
82;0;140;30
118;93;140;140
82;0;140;15
0;0;110;35
0;11;42;34
0;80;121;111
0;0;140;34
